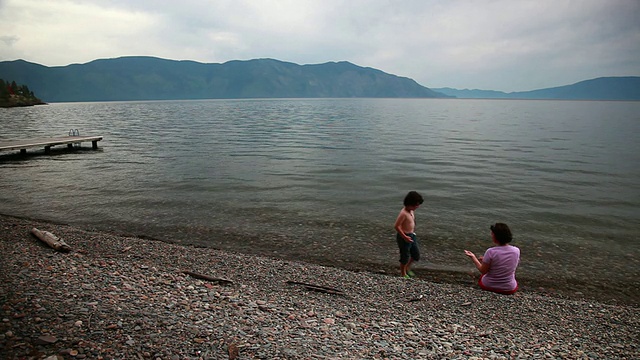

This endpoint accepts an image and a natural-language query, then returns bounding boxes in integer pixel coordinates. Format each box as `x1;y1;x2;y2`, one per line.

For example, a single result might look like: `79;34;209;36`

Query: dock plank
0;136;103;153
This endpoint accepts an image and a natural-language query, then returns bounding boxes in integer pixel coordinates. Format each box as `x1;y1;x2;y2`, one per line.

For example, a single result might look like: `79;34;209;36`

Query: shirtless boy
394;191;424;279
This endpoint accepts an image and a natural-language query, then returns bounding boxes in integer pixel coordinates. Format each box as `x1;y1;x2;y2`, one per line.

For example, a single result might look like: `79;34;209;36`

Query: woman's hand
465;250;490;274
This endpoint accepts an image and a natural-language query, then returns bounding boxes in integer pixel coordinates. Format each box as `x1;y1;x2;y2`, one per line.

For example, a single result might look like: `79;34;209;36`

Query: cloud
0;0;161;64
0;0;638;91
0;35;18;46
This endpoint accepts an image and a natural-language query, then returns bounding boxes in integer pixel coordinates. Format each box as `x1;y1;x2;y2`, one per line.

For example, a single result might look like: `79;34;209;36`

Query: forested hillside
0;79;45;107
0;57;446;102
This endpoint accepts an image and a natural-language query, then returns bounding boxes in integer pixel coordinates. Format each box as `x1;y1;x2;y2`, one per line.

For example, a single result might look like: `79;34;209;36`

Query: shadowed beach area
1;213;638;359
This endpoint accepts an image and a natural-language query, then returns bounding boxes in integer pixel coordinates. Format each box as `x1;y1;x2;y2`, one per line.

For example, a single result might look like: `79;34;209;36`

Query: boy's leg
406;236;419;277
406;259;415;277
397;233;410;277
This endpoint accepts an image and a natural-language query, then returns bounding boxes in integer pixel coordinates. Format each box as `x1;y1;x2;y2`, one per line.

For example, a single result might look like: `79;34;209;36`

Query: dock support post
20;149;26;154
92;140;99;149
68;144;73;149
44;146;51;154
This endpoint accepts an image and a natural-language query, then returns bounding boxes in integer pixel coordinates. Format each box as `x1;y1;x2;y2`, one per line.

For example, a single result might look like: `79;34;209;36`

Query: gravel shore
1;214;638;359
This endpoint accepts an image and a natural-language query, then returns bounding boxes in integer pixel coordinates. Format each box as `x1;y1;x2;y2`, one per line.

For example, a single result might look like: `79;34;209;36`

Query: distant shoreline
0;99;47;108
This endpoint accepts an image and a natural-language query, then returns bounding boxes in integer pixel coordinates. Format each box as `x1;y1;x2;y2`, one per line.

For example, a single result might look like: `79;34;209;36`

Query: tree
0;79;7;98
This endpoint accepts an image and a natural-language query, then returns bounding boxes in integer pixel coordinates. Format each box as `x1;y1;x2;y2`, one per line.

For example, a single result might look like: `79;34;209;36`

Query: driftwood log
286;280;346;296
30;227;72;252
182;271;233;285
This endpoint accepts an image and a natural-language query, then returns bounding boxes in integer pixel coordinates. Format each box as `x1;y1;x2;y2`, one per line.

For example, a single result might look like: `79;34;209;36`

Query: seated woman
464;223;520;295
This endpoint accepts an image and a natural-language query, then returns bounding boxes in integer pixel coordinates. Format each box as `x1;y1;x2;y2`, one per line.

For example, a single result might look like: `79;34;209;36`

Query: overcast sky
1;0;639;92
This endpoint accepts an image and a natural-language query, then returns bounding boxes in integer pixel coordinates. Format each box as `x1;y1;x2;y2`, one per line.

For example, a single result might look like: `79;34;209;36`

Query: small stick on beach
286;280;346;296
30;227;72;252
182;271;233;285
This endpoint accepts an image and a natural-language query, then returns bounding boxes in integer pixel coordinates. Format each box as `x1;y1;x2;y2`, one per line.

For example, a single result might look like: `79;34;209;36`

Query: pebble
0;215;638;359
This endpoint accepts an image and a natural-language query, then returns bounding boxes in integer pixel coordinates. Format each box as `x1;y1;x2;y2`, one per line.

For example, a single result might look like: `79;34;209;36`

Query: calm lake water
1;99;639;298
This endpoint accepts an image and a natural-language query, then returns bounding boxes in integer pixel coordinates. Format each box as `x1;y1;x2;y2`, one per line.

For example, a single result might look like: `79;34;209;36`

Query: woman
464;223;520;294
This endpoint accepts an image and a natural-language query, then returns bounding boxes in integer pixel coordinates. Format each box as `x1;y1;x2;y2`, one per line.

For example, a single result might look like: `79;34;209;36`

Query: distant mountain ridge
1;56;637;102
433;76;640;101
0;57;445;102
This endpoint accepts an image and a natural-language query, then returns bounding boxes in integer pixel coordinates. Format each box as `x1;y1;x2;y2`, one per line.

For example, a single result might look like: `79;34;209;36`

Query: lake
1;98;638;302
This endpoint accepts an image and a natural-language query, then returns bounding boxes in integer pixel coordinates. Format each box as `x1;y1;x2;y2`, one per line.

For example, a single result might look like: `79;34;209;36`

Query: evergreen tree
0;79;7;98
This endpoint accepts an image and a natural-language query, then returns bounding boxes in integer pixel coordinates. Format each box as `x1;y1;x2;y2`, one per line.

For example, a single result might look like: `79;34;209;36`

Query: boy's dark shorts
396;232;420;264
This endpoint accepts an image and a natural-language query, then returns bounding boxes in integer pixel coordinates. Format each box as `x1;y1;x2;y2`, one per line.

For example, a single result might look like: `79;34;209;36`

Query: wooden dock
0;135;103;155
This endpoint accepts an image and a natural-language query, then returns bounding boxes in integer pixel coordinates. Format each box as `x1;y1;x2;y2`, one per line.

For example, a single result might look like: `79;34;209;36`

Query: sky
1;0;639;92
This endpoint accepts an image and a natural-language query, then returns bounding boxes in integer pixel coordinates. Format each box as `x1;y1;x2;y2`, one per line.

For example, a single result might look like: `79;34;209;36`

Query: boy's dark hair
403;191;424;206
490;223;513;245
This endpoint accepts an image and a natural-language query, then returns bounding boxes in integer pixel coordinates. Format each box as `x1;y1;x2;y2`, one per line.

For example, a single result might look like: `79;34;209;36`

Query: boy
394;191;424;279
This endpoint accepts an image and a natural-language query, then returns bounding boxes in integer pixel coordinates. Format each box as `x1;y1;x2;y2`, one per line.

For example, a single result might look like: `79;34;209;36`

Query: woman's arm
464;250;490;274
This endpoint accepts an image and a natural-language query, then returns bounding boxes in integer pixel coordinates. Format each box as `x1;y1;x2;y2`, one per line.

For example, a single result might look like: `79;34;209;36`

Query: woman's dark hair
404;191;424;206
490;223;512;245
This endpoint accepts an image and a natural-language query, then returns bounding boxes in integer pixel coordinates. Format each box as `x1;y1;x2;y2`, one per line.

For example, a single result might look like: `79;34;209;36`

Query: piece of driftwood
182;271;233;285
286;280;346;296
30;227;72;252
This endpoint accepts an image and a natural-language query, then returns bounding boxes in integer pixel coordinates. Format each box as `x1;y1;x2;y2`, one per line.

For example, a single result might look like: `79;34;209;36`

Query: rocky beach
0;214;638;359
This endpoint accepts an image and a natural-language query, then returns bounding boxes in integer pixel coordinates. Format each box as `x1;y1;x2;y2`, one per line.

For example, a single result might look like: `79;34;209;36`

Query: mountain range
433;76;640;101
0;57;444;102
0;56;638;102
